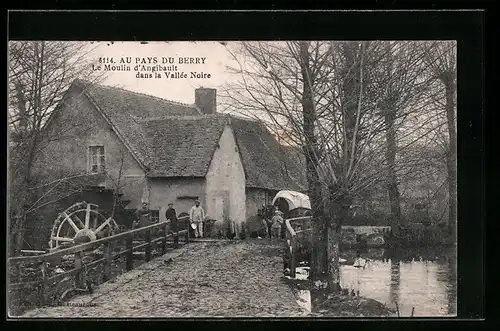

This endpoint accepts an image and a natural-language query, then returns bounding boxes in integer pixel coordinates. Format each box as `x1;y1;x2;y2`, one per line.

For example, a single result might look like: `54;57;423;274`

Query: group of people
134;200;288;241
133;200;206;238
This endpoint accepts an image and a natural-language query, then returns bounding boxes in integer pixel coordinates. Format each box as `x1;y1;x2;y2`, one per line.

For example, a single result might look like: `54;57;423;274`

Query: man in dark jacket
165;202;178;233
165;202;179;248
135;202;151;228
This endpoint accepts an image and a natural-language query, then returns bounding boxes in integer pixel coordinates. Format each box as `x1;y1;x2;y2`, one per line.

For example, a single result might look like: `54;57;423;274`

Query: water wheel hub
75;228;97;242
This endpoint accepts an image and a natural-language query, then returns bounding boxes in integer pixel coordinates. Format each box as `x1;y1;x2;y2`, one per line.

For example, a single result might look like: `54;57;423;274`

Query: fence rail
284;216;312;278
8;216;190;305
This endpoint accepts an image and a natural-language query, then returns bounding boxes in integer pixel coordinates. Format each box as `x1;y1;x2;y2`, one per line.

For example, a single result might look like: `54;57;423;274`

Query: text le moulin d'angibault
93;57;211;79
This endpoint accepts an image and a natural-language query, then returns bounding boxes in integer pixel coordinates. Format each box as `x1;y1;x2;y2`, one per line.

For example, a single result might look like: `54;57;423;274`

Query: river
295;246;457;317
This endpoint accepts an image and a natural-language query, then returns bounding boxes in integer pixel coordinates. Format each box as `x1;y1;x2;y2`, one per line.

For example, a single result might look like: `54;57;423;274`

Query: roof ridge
78;79;197;109
140;114;230;122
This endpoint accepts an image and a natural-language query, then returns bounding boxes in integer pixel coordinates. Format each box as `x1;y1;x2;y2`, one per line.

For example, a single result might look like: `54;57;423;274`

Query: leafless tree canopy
8;41;106;253
222;41;454;198
221;40;456;287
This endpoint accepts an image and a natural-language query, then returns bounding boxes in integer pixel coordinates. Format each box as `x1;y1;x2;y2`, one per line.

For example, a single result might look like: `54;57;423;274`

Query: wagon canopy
272;190;311;211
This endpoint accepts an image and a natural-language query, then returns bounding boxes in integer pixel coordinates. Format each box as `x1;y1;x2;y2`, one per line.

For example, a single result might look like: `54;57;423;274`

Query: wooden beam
84;204;91;229
62;212;80;233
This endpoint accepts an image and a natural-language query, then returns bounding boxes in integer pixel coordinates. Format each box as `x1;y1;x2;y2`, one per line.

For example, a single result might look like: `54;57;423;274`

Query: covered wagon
271;190;311;219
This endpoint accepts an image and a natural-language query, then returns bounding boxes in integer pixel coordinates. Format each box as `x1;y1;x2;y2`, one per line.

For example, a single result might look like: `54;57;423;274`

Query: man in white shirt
189;200;205;238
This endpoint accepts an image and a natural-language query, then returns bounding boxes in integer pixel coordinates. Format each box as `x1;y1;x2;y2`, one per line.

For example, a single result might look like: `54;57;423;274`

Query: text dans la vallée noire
92;57;212;79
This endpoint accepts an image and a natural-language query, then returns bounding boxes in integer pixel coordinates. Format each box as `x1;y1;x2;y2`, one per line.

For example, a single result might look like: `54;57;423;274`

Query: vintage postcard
8;40;457;318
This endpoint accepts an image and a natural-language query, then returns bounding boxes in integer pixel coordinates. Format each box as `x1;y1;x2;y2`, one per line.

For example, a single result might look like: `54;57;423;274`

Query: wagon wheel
49;202;119;250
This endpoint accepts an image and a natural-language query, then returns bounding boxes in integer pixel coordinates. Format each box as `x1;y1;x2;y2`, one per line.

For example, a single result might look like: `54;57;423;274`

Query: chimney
195;88;217;115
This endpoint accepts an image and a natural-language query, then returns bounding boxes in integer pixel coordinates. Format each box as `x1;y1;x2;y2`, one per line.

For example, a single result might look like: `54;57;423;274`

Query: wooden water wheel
49;202;119;250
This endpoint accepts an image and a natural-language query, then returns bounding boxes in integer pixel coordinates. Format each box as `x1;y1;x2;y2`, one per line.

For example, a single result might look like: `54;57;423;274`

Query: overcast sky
88;41;240;105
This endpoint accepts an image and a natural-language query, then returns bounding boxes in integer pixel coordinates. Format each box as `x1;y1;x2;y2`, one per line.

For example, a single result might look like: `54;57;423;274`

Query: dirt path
18;240;306;318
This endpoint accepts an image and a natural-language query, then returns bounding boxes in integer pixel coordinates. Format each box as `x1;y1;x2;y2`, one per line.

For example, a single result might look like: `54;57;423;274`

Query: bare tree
222;41;381;291
8;41;105;254
365;41;444;235
222;40;454;291
110;154;125;220
422;41;457;241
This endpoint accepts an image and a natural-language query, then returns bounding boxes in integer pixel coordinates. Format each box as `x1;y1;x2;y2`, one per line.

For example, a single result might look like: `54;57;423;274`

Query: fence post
290;236;297;278
103;242;112;282
174;230;179;249
162;222;168;254
145;229;152;262
39;261;49;305
126;233;134;271
74;251;85;289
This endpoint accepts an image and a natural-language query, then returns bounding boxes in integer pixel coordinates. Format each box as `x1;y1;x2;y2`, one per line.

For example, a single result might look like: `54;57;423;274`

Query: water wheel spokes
49;202;119;250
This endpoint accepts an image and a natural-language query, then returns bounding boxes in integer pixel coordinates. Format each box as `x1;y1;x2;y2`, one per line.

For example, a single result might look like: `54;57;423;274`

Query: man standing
189;200;205;238
271;208;284;241
135;202;151;229
165;202;179;248
165;202;178;233
261;205;274;239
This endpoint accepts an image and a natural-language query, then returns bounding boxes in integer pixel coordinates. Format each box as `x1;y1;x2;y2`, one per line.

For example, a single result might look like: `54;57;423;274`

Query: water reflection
338;247;457;317
389;257;400;312
442;254;457;315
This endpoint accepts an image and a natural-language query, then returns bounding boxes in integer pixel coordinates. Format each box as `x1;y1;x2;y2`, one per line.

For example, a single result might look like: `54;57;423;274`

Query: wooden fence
284;216;312;278
8;216;190;307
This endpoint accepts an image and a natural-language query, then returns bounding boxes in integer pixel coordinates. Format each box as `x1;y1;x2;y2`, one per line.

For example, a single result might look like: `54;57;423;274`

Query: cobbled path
19;240;306;318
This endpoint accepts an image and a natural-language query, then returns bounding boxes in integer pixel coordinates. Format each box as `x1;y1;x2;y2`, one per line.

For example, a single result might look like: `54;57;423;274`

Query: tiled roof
74;80;307;190
76;79;202;169
80;80;200;118
141;116;230;177
230;117;307;191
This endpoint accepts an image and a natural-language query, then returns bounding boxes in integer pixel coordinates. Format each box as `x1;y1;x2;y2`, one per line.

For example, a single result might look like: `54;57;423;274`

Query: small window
89;145;105;173
151;210;160;223
264;191;273;206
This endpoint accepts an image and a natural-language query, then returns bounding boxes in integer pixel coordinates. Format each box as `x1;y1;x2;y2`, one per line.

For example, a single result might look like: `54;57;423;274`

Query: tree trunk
14;80;27;137
342;43;359;172
14;214;27;256
13;133;38;254
384;108;402;236
11;80;30;256
326;225;341;289
444;77;457;242
12;43;46;254
326;184;351;292
299;41;329;282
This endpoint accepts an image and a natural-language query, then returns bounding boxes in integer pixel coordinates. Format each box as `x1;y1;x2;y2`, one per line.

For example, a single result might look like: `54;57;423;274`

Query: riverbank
283;277;395;317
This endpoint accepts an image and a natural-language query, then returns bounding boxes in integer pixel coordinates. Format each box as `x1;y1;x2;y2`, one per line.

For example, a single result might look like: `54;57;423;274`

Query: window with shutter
88;145;106;173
